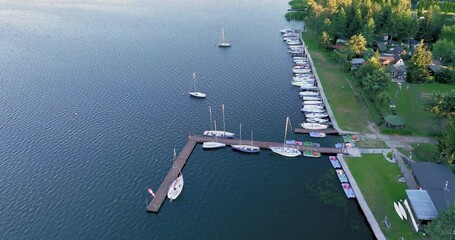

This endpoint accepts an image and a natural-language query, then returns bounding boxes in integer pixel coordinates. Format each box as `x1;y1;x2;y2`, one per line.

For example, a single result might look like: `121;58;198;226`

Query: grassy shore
345;155;423;239
387;82;451;136
302;31;371;133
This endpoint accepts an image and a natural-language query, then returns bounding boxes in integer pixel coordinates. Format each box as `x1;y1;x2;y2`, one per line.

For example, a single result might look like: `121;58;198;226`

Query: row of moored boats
282;29;332;134
329;156;356;198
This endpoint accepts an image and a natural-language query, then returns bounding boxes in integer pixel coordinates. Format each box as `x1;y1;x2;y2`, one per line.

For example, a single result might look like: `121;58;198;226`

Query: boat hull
167;175;184;200
342;183;356;198
301;123;328;130
309;131;326;138
303;150;321;158
329;156;341;168
336;169;349;183
203;130;235;138
231;144;260;153
269;147;301;157
189;91;206;98
202;142;226;149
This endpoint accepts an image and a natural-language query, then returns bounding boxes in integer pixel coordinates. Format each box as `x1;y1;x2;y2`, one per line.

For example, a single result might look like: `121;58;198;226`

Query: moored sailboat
202;120;226;149
203;105;235;138
231;124;260;153
270;117;301;157
167;148;184;201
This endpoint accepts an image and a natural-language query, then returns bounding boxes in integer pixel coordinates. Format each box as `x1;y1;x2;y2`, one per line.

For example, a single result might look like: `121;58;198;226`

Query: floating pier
294;128;339;135
147;135;343;213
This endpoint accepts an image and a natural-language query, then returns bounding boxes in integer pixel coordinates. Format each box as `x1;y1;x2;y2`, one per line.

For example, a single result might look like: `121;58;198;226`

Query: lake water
0;0;374;239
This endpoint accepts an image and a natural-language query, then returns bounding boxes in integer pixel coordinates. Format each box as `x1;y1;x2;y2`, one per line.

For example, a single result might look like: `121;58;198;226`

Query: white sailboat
231;124;260;153
270;117;301;157
218;28;231;47
202;120;226;149
189;72;206;98
301;122;328;130
203;104;235;138
167;148;184;201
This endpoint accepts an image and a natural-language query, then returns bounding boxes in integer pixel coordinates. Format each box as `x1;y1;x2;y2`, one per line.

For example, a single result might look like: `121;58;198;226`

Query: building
405;162;455;231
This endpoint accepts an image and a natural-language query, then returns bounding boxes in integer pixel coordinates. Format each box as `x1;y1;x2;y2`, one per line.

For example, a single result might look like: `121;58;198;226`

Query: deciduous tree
348;34;367;56
433;39;455;65
424;194;455;239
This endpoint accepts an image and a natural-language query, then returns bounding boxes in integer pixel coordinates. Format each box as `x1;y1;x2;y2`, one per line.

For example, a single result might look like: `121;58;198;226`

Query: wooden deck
294;128;339;135
146;137;197;213
147;135;343;213
191;135;342;153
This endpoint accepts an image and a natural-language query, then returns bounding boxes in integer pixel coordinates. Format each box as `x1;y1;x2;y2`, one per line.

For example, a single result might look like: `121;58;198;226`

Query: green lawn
356;140;388;148
397;143;439;162
345;155;423;240
302;31;371;133
388;82;453;136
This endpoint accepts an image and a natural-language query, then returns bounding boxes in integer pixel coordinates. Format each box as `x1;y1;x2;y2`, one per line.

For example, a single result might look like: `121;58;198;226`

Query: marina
1;0;375;238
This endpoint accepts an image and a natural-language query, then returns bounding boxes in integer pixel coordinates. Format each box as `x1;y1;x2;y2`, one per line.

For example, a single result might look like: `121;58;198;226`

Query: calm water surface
0;0;374;239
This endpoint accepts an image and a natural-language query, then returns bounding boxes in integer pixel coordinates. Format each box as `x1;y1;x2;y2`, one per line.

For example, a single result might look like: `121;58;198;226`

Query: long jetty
147;135;343;213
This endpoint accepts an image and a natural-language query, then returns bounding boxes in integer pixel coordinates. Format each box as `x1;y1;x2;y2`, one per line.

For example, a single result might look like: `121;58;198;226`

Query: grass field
302;31;371;133
397;143;439;162
356;140;388;148
388;82;453;136
345;155;424;239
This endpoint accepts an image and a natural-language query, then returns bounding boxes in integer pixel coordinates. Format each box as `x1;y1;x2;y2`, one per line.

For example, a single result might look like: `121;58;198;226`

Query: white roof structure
406;190;439;220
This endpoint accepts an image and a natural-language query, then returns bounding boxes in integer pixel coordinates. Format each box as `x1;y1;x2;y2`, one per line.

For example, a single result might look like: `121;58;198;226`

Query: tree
320;31;332;49
401;10;419;41
375;91;392;113
425;203;455;239
418;8;434;42
361;68;390;97
426;90;455;118
435;68;455;84
347;8;363;36
348;34;367;56
406;40;432;83
439;25;455;42
362;18;375;47
333;7;347;38
433;39;455;65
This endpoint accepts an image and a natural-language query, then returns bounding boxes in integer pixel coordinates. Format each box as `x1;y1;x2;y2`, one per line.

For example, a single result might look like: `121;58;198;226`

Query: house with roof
350;58;365;71
402;39;420;49
376;41;388;52
405;162;455;231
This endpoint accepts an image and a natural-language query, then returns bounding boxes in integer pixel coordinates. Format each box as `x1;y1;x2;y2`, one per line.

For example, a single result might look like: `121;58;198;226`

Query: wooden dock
191;135;342;153
146;137;197;213
294;128;339;135
147;135;343;213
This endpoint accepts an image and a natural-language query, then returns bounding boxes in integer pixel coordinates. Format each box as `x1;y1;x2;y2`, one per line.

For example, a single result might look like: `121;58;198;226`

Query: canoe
394;202;404;220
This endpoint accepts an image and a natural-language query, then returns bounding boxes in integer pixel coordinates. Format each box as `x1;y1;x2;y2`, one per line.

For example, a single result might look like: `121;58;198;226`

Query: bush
386;151;393;159
435;68;455;84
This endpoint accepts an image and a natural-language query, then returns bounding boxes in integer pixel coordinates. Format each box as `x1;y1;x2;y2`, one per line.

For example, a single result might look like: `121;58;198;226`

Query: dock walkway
147;135;343;213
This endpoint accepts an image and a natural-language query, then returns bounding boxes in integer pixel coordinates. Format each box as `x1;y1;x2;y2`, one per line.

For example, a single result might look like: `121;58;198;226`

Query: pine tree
406;40;432;83
362;18;376;47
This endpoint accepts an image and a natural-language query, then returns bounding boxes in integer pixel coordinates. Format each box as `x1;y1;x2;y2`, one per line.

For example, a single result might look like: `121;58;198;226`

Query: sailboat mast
222;104;226;137
251;130;253;145
283;117;289;146
214;120;218;141
209;106;213;130
239;123;242;145
192;72;196;92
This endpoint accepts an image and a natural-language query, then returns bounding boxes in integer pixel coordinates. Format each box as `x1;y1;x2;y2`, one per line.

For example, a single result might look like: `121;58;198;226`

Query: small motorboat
309;131;326;138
